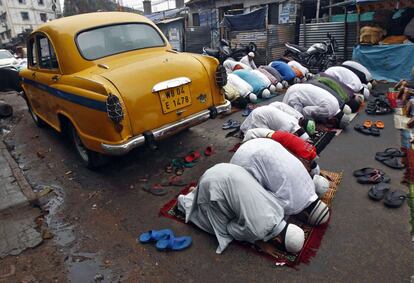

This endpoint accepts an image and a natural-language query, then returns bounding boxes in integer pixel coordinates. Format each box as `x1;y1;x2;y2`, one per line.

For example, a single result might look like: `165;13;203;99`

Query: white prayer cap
249;93;258;102
299;132;310;141
367;82;372;90
248;52;255;58
262;89;271;98
310;163;321;177
313;175;329;197
276;82;283;90
285;224;305;253
355;93;364;103
307;200;330;226
282;80;289;88
269;84;276;93
362;86;370;99
339;114;351;129
343;104;352;115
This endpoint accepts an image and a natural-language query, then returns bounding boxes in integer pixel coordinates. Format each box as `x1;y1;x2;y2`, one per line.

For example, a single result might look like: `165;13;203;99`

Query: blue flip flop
155;235;192;251
138;229;174;244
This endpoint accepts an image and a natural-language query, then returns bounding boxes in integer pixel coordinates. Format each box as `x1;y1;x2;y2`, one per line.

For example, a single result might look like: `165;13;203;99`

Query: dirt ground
0;86;413;283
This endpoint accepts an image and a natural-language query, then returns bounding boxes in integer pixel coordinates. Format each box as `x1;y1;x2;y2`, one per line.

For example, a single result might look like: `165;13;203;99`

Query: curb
0;140;37;204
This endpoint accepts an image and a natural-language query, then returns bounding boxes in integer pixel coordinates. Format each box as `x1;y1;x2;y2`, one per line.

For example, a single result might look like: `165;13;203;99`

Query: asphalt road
1;85;413;282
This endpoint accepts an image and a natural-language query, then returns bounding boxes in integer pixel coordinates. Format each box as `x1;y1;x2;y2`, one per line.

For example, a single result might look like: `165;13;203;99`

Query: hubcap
72;128;89;162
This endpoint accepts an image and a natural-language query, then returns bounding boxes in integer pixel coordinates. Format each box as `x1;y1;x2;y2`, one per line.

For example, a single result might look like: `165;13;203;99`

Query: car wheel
69;124;108;169
27;103;46;128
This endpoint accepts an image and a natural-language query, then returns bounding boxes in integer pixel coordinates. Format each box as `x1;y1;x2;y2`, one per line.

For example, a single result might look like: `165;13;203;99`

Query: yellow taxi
20;12;230;168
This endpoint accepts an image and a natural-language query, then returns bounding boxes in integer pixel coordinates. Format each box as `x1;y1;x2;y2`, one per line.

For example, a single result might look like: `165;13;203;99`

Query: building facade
0;0;61;46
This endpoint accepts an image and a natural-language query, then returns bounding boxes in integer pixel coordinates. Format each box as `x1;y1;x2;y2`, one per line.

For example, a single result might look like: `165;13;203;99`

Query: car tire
27;102;46;128
69;123;108;169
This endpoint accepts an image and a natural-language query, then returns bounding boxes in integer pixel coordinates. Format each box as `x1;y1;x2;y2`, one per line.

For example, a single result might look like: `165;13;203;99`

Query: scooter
203;39;257;63
284;33;338;72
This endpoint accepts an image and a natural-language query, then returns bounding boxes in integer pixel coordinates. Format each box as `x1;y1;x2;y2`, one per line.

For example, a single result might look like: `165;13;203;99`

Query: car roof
32;12;166;75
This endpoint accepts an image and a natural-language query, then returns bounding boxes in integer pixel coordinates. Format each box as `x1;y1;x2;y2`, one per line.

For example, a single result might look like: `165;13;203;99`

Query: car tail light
215;65;227;87
106;94;124;123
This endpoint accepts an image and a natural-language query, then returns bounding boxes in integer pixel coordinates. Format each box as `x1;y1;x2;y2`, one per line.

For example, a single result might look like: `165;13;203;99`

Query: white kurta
230;139;318;215
283;83;340;120
179;163;286;254
287;61;309;77
269;101;304;121
227;73;253;98
325;66;363;93
240;105;301;134
342;60;373;81
240;55;257;69
252;69;272;87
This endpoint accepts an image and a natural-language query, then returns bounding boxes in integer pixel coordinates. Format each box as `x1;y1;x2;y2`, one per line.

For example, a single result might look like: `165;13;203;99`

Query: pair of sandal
354;119;384;136
142;176;188;196
222;119;241;129
365;98;392;115
165;151;203;176
353;167;390;184
368;183;407;208
139;229;192;251
375;148;405;170
242;104;259;117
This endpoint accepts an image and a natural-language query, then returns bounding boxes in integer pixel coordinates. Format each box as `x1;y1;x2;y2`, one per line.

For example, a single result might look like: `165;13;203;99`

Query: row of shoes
375;148;405;170
354;119;384;136
353;167;407;208
365;97;393;115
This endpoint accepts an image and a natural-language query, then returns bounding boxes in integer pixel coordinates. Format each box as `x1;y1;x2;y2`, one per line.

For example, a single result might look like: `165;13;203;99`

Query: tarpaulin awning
221;7;266;31
352;44;414;82
356;0;414;12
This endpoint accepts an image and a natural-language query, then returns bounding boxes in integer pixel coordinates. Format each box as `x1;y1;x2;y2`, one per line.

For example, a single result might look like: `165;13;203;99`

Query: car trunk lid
98;50;215;136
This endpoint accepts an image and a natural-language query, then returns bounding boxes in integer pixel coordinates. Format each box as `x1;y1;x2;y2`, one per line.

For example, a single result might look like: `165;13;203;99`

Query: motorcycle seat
204;48;220;57
286;43;307;53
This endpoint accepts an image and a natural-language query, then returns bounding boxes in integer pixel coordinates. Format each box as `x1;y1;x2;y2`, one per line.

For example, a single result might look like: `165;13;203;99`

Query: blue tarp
352;44;414;82
221;7;266;31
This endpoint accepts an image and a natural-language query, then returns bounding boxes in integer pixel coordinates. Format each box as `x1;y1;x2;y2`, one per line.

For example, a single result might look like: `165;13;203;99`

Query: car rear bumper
101;100;231;155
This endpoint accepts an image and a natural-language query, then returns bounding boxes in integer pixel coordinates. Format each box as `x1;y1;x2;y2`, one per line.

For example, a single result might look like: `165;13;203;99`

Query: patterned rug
159;170;343;267
310;130;337;155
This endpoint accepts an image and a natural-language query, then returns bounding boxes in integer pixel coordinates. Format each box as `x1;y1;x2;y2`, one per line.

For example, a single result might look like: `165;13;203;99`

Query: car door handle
31;72;36;79
51;75;60;82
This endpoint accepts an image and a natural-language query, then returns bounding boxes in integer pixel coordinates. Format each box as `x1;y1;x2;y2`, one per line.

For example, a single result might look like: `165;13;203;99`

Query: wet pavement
0;86;413;282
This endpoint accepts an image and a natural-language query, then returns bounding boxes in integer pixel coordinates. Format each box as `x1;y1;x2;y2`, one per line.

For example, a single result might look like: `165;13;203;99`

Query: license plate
158;85;192;114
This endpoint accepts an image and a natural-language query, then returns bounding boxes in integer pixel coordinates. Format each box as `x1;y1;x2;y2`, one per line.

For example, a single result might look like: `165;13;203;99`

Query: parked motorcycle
284;33;338;72
203;39;257;63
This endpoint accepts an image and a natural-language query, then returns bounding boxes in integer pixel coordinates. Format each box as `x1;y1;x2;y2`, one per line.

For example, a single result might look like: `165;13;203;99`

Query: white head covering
276;82;283;90
355;93;364;103
343;104;352;115
285;224;305;253
269;84;276;93
262;89;271;98
362;86;370;99
339;114;351;129
248;52;255;58
307;200;330;226
313;175;329;197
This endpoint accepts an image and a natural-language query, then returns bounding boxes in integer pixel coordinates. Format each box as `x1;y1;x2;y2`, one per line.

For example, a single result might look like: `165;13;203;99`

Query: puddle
42;186;116;282
44;189;76;247
66;252;114;283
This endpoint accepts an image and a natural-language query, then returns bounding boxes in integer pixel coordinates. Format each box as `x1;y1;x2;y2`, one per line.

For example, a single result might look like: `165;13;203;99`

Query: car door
34;33;62;126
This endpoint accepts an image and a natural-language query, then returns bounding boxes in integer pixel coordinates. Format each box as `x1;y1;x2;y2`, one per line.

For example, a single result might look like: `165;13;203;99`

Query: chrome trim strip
152;77;191;92
101;100;231;155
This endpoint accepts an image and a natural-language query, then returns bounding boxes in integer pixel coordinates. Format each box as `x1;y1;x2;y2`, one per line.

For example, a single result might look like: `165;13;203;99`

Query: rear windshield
76;23;165;60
